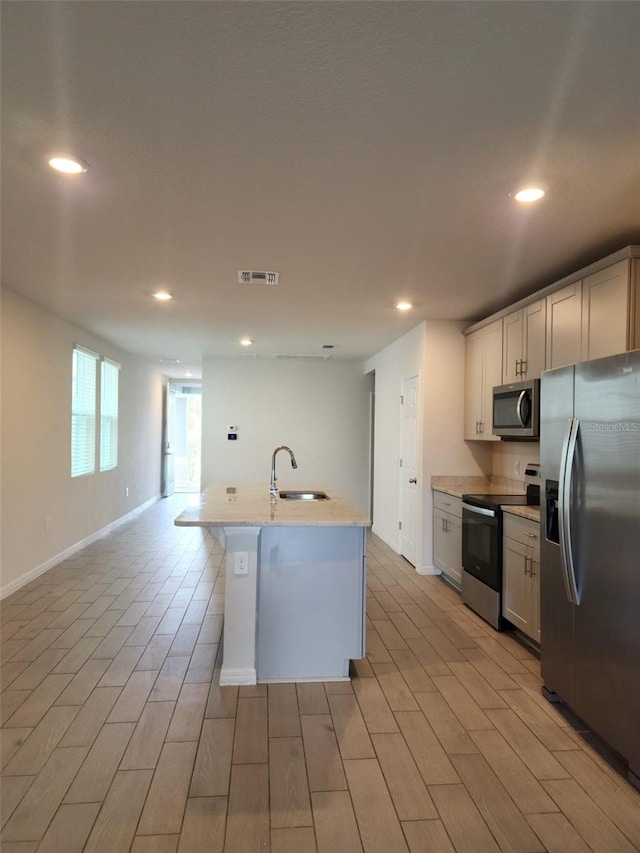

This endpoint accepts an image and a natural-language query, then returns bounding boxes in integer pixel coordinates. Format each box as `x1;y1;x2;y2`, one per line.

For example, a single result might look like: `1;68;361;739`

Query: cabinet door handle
479;421;484;433
529;558;536;578
515;359;521;377
524;555;530;576
520;359;527;376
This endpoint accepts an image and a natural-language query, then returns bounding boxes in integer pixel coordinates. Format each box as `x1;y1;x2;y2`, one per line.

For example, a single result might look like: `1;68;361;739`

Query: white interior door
161;384;176;497
400;375;419;566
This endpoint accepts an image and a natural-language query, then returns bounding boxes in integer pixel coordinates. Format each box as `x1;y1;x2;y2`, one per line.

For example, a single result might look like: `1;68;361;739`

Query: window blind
100;359;120;471
71;347;98;477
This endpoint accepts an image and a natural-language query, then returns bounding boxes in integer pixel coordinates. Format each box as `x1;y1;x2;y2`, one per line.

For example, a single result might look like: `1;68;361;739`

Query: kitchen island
175;484;370;685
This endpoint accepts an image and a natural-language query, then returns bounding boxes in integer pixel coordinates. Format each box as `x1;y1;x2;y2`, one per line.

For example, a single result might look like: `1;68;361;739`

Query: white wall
422;321;492;569
1;287;164;597
365;323;425;552
491;441;540;482
201;358;372;513
366;321;491;570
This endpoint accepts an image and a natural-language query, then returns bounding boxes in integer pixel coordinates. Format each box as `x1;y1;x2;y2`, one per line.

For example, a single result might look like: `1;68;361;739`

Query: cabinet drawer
433;491;462;519
503;513;540;550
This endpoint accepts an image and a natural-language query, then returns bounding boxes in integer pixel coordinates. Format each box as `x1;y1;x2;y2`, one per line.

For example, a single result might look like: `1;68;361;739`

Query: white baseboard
219;667;257;686
0;495;160;600
369;525;401;554
416;563;441;576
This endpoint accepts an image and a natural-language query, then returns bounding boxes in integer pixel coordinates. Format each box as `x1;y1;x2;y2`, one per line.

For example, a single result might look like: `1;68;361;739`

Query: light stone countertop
502;505;541;523
431;475;525;499
174;483;371;528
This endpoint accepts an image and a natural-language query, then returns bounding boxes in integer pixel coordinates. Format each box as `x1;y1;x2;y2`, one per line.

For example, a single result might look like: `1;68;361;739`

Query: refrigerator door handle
558;417;580;605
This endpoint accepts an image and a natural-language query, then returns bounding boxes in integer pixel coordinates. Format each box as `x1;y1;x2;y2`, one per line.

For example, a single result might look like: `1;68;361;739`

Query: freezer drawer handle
558;417;580;605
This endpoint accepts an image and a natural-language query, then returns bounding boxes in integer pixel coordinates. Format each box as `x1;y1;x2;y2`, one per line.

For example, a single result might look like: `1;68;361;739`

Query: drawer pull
523;531;537;538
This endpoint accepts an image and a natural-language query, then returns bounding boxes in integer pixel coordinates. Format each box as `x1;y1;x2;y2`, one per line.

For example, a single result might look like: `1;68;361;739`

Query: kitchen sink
278;490;329;501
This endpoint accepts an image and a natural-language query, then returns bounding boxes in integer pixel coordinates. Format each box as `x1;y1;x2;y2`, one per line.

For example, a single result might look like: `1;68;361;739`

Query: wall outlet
234;551;249;576
514;460;521;476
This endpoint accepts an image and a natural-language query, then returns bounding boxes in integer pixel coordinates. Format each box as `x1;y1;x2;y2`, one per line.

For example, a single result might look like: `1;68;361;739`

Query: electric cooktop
462;492;539;511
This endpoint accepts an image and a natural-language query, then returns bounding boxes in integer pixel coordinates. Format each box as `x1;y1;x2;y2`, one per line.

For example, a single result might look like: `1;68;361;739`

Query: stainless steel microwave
492;378;540;439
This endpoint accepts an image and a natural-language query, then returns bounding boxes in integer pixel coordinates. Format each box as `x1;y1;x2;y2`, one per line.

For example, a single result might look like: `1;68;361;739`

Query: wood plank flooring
1;495;639;852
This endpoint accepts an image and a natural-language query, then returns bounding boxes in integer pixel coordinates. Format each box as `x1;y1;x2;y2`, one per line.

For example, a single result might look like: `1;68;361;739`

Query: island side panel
257;526;366;682
220;526;261;685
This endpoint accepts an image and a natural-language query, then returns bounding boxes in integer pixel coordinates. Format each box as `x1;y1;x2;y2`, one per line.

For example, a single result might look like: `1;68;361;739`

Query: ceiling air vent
238;270;279;285
275;353;331;361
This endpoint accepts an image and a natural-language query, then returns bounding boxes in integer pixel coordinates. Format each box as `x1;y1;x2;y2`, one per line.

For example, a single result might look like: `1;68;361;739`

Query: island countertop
174;483;371;528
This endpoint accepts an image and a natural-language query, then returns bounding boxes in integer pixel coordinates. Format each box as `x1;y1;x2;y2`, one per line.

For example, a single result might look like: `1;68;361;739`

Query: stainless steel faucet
270;445;298;496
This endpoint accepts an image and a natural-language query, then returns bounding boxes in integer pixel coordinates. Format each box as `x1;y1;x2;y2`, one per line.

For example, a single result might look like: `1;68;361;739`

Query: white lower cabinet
433;491;462;588
502;514;540;643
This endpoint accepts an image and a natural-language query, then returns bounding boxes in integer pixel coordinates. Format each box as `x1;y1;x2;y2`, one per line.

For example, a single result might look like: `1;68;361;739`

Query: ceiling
2;2;639;375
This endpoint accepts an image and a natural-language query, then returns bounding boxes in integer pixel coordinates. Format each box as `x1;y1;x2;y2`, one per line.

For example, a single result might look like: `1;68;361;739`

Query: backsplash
491;441;540;488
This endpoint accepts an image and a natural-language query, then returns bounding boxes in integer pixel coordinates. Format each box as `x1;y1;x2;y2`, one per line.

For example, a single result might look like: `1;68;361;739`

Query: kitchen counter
502;504;541;523
431;475;525;499
175;483;371;528
175;484;369;686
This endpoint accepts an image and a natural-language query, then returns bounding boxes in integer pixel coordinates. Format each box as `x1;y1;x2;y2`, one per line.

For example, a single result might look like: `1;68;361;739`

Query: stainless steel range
461;465;540;629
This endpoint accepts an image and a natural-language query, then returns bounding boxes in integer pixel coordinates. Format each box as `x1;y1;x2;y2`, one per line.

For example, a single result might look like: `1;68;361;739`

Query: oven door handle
462;503;497;518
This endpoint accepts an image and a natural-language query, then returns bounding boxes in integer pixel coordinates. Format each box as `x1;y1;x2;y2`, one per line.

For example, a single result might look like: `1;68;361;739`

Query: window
100;359;120;471
71;347;98;477
71;346;121;477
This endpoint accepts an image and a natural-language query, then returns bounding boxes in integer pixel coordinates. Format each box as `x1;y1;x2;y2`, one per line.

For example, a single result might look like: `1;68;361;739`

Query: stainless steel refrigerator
541;349;640;789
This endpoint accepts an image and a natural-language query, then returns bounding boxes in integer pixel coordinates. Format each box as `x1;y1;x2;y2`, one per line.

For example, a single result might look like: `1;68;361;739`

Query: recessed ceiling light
396;301;412;311
185;371;193;378
240;338;253;346
510;186;546;203
152;291;173;301
47;155;89;174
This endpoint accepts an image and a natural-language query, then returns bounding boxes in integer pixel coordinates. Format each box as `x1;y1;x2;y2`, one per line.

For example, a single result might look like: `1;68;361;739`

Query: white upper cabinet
545;281;583;370
502;310;523;385
465;248;639;437
464;330;484;439
581;259;631;361
502;298;546;383
546;258;639;370
464;319;502;441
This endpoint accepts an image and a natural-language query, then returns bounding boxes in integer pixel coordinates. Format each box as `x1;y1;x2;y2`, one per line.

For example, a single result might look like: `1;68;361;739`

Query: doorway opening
162;381;202;495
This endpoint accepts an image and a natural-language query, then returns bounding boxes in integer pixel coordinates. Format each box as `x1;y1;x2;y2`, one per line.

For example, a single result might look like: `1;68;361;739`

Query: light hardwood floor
1;496;639;852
